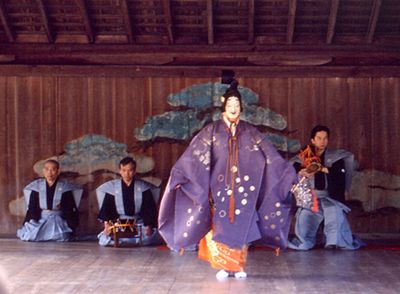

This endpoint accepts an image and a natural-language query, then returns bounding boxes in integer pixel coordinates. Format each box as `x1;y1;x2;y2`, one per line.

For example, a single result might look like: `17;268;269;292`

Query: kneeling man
97;157;160;246
17;159;82;241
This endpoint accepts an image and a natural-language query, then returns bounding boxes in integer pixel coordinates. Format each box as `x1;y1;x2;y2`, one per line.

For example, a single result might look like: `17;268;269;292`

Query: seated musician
96;156;160;246
17;159;82;242
289;125;364;250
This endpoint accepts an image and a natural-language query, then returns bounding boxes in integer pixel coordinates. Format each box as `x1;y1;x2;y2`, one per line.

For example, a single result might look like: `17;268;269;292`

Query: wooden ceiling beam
366;0;382;44
206;0;214;45
36;0;54;43
326;0;340;44
248;0;255;44
2;43;400;57
0;0;14;42
2;64;400;78
3;47;400;68
287;0;297;44
121;0;134;43
162;0;174;44
75;0;95;43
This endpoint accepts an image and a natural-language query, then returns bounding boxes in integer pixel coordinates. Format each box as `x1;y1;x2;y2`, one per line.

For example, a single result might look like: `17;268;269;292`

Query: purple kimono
159;119;297;251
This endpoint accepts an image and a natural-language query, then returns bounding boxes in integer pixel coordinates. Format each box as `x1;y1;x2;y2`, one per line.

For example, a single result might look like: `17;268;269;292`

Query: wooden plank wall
0;75;399;235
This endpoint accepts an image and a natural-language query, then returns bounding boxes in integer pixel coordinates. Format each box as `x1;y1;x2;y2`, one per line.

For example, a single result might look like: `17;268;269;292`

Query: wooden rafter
0;0;14;42
366;0;382;44
287;0;297;44
2;64;400;78
0;0;396;50
248;0;255;44
120;0;134;43
206;0;214;45
1;43;400;71
3;43;399;61
3;43;399;55
36;0;54;43
326;0;340;44
162;0;174;44
76;0;95;43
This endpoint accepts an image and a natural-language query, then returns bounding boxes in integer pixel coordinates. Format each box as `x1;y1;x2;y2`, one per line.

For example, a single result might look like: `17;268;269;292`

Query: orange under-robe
198;229;248;272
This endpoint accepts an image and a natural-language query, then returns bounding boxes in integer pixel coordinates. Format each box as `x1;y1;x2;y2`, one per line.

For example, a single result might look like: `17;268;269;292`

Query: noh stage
0;236;399;294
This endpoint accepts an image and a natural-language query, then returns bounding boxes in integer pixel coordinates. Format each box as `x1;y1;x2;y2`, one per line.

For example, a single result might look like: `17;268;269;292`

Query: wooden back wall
0;75;399;235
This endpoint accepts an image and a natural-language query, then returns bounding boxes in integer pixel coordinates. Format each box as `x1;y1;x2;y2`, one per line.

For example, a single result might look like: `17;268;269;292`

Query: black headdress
220;70;242;111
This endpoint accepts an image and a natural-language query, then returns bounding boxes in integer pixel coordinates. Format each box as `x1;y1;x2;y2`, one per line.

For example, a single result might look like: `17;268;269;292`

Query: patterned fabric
159;119;297;252
198;229;247;272
291;175;318;212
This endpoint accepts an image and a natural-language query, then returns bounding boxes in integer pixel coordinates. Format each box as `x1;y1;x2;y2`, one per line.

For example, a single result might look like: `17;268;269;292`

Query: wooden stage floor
0;238;399;294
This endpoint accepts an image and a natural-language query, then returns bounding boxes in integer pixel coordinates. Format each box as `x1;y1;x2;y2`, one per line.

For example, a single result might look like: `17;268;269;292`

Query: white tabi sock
216;270;229;280
234;271;247;279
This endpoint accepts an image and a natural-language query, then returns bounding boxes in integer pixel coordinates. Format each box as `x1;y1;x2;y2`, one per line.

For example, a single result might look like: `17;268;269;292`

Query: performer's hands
144;225;153;236
174;184;181;190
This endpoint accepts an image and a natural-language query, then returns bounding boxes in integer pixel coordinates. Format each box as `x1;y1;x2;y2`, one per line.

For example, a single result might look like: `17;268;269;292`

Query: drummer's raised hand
298;168;314;178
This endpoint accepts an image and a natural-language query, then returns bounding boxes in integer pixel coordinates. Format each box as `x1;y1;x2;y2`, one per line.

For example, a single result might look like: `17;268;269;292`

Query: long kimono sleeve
158;124;214;251
98;193;119;222
23;191;41;224
140;189;158;227
60;191;79;230
257;138;298;249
